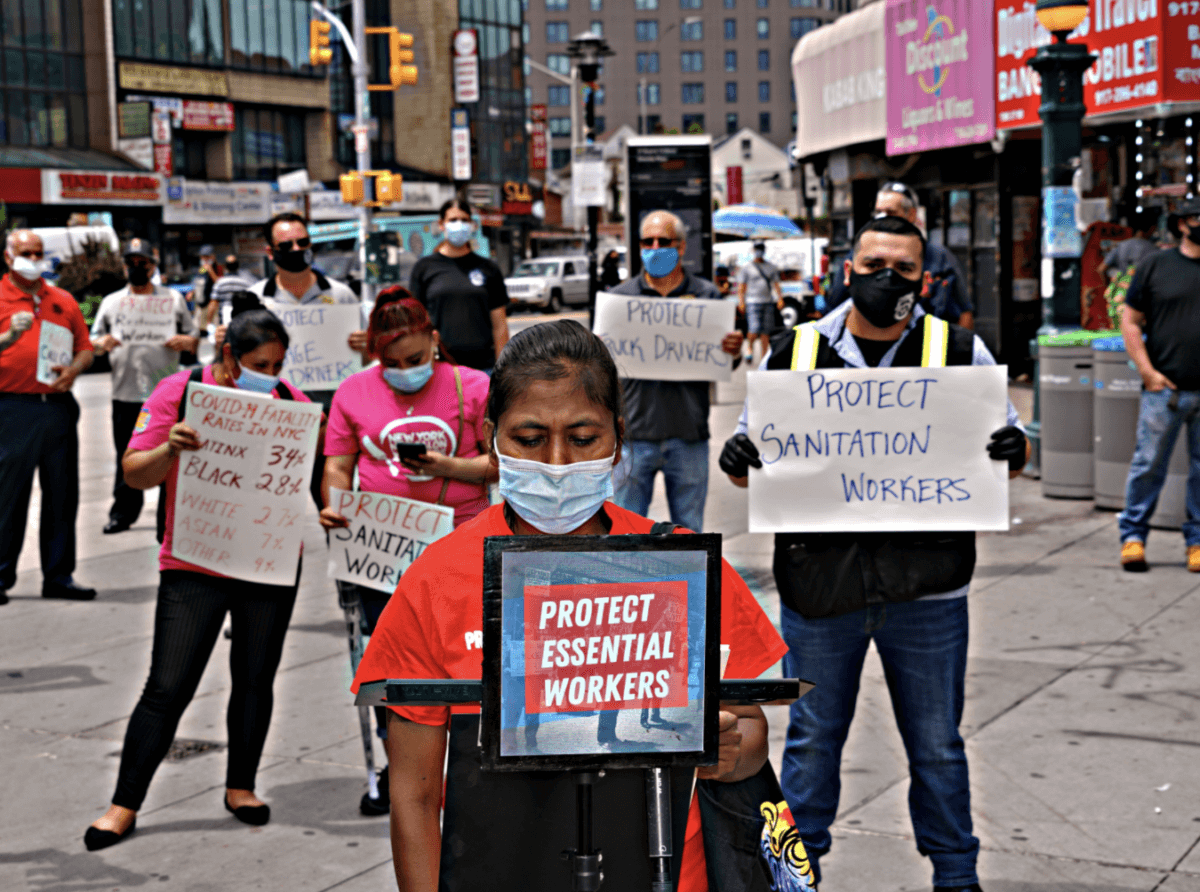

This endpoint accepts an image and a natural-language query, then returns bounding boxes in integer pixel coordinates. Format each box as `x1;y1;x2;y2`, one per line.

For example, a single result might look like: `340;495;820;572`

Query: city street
2;333;1199;892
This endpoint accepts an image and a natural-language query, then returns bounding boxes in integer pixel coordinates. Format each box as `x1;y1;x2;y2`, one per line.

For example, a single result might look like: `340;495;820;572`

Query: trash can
1092;337;1140;509
1039;331;1115;499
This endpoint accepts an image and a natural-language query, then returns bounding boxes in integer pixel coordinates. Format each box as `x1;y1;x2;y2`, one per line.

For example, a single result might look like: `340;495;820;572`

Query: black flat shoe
225;796;270;826
360;766;390;816
84;818;135;851
103;519;132;534
43;580;97;600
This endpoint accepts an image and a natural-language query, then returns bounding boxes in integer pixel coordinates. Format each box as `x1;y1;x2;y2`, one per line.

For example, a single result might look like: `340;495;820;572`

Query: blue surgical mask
444;220;474;247
641;247;679;278
234;363;281;394
496;440;615;535
382;361;434;393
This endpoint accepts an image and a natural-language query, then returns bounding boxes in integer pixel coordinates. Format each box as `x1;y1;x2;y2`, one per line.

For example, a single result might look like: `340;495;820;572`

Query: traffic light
340;172;364;204
375;171;402;204
309;19;332;66
366;27;418;90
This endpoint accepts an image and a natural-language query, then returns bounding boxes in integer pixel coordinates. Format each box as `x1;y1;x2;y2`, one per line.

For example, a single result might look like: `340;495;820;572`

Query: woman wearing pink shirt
319;287;492;813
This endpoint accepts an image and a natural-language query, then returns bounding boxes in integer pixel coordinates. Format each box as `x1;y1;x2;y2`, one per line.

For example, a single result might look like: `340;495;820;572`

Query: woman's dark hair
225;308;289;361
438;197;473;220
228;289;264;319
487;320;622;432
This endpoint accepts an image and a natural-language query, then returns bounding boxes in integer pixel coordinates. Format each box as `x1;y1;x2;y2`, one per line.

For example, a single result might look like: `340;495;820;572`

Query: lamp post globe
1034;0;1089;38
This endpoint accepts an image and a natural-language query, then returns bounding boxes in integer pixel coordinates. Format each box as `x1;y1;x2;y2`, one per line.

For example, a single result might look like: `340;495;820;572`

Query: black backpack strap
649;522;680;535
273;380;293;400
176;366;206;423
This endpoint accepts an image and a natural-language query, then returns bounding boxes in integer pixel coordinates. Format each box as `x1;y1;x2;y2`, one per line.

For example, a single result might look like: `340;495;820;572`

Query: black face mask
127;264;152;287
273;246;313;273
849;268;920;329
1185;227;1200;247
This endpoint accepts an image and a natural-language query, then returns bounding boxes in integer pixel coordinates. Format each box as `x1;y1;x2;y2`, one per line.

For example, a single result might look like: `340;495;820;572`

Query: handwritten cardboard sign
746;366;1009;533
36;320;74;385
523;581;690;714
264;302;362;391
113;292;176;346
326;488;455;593
593;291;736;382
172;382;321;584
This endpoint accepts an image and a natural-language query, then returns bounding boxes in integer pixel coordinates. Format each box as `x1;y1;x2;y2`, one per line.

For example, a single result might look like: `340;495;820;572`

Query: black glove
719;433;763;478
987;425;1027;472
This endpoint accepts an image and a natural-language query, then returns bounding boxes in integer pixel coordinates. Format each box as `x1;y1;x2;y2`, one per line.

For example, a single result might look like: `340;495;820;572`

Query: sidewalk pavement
1;368;1198;892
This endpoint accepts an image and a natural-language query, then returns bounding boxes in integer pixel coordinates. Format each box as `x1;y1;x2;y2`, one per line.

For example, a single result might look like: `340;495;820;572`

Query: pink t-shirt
325;362;490;526
128;366;312;576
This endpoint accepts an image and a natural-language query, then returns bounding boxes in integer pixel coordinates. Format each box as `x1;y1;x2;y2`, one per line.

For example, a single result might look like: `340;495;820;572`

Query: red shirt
352;501;788;892
0;275;91;394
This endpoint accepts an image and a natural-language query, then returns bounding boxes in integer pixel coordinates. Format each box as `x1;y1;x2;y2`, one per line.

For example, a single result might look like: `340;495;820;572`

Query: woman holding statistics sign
84;307;314;851
319;286;492;815
350;321;793;892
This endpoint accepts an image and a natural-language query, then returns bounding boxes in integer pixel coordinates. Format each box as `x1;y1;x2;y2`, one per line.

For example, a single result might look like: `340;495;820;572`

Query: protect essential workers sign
746;365;1010;533
593;291;736;382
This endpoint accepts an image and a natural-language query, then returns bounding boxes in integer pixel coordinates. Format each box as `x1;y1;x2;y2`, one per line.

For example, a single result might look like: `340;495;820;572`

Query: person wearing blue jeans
1117;202;1200;572
609;210;743;533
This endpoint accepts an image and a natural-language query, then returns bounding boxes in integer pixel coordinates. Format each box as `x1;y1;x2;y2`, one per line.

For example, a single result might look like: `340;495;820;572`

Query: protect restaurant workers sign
746;365;1010;533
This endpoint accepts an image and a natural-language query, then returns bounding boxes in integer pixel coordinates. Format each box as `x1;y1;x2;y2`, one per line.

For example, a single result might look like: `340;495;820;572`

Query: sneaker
933;886;982;892
1188;545;1200;573
1121;541;1148;573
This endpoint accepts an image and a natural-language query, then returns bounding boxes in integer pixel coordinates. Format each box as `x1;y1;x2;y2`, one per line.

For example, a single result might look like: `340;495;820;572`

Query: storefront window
1;0;87;147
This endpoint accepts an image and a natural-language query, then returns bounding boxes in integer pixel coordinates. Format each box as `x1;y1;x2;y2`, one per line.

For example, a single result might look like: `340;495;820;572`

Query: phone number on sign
1093;79;1158;107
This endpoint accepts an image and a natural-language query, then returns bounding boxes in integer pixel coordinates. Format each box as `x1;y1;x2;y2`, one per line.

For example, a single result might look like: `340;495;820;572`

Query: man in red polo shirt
0;229;97;603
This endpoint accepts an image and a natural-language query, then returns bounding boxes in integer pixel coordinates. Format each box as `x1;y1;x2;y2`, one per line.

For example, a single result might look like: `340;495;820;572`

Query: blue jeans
614;438;709;533
1118;388;1200;545
779;598;979;888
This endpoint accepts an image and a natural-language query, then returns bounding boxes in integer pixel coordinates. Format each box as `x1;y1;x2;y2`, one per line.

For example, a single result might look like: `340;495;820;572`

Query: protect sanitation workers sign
746;365;1009;533
523;581;690;714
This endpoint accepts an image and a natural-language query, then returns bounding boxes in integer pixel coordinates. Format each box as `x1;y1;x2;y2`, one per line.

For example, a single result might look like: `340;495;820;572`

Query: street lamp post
567;33;613;325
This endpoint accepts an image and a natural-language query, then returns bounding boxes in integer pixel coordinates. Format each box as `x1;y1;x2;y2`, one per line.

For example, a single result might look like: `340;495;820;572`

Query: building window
725;81;737;102
226;0;322;73
591;0;603;8
681;0;703;6
724;0;735;7
635;0;659;8
758;80;770;101
791;111;797;132
638;82;661;105
548;85;570;106
115;0;224;67
726;113;738;134
546;0;568;8
758;50;770;70
551;147;571;169
525;86;533;106
681;20;703;39
590;21;603;35
790;0;817;5
724;19;736;39
546;22;570;42
681;51;704;72
636;20;659;40
682;113;705;134
2;0;89;148
547;53;570;74
759;111;770;133
548;116;571;136
637;52;660;73
593;85;606;104
645;113;662;132
725;50;737;71
757;0;768;6
791;17;819;37
756;17;769;37
232;106;307;180
593;115;606;133
682;83;704;104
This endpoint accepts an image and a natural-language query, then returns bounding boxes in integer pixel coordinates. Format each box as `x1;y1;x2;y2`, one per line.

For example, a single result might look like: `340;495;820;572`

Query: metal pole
570;64;581;158
351;0;374;308
586;82;599;328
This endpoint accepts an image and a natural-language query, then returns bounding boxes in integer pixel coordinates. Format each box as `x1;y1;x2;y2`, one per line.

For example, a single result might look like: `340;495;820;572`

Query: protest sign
264;302;362;391
326;488;455;593
172;382;321;584
746;365;1009;533
113;291;176;346
593;291;736;382
36;320;74;385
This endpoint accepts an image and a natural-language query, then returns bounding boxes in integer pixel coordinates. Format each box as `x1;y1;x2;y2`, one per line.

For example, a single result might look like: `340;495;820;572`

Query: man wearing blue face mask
608;211;744;534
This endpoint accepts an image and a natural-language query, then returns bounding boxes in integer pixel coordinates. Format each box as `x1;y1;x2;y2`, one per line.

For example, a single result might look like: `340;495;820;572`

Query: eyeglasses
274;237;311;252
639;237;679;248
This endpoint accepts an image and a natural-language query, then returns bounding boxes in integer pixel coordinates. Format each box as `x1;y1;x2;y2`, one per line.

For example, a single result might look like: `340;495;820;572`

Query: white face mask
10;256;49;281
496;438;615;534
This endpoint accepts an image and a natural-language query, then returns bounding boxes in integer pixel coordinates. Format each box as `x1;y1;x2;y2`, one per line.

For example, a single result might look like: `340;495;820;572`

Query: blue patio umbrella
713;203;802;239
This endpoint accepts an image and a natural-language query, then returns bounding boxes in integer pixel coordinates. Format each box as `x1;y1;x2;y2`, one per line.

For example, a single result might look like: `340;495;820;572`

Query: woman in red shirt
352;320;788;891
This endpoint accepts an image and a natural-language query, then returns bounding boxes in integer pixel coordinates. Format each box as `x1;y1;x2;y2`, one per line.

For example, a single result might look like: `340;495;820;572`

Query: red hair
367;291;435;358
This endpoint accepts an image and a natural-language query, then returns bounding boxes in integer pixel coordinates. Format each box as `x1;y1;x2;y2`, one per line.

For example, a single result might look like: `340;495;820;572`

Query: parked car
505;256;590;312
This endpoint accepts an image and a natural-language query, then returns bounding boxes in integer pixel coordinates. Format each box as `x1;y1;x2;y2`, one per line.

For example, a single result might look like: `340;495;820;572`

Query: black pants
113;569;298;810
305;389;335;511
110;400;145;525
0;392;80;589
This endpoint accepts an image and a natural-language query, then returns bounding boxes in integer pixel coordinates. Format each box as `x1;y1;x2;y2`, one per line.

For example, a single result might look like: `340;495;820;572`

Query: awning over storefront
792;1;887;159
0;147;144;171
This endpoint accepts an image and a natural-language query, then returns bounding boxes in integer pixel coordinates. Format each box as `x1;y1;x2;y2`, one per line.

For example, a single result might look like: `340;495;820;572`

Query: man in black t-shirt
1118;199;1200;572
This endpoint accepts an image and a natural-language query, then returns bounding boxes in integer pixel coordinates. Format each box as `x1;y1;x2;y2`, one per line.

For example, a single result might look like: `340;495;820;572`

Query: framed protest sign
481;534;721;772
593;291;735;382
36;320;74;385
171;382;321;584
746;365;1010;533
263;301;363;391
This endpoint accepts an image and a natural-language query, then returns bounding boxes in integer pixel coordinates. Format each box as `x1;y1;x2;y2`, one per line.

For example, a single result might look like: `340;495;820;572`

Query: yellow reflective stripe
790;324;820;371
920;315;949;368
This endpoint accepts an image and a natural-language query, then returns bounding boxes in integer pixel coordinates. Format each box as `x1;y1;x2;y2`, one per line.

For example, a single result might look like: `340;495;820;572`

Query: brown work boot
1121;540;1148;572
1188;545;1200;573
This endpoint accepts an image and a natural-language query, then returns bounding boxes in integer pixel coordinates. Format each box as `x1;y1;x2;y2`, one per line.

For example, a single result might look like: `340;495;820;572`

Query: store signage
451;108;472;181
126;95;185;126
502;180;534;215
154;144;173;177
182;100;235;131
466;183;500;209
572;145;605;208
530;104;547;171
885;0;995;155
118;101;152;139
727;165;743;205
453;29;480;103
995;1;1200;130
42;170;166;206
118;61;228;97
151;110;172;145
117;137;155;170
164;180;274;225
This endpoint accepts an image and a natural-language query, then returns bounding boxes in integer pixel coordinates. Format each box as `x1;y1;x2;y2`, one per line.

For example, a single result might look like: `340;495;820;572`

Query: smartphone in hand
395;442;428;461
